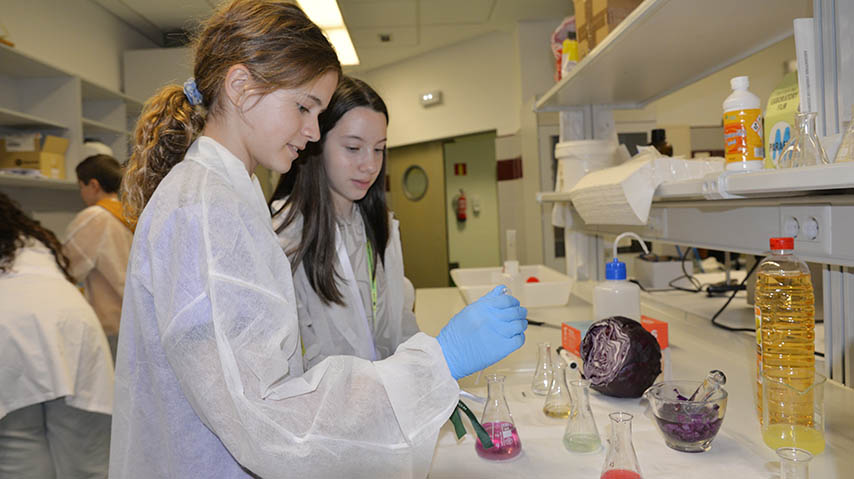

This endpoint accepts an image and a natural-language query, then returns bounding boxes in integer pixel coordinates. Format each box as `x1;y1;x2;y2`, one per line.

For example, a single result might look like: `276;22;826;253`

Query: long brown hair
122;0;341;220
271;76;390;306
0;192;74;283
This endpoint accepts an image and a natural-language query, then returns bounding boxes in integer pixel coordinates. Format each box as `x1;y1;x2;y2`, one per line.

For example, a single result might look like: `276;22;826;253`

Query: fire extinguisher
455;189;467;222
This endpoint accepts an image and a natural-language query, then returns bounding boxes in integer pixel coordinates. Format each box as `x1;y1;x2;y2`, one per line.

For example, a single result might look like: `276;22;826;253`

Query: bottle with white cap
723;75;765;171
592;232;648;322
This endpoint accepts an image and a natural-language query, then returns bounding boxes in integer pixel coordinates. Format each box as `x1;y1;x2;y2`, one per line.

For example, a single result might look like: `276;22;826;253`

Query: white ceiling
92;0;572;72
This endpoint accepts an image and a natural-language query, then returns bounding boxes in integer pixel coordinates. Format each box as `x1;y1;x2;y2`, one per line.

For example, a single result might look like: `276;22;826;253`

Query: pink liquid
601;470;641;479
474;421;522;461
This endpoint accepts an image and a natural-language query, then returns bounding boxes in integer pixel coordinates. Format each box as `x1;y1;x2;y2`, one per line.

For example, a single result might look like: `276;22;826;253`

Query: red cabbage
580;316;662;398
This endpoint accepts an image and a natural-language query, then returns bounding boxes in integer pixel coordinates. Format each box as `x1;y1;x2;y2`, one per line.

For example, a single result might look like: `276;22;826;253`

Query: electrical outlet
779;204;832;256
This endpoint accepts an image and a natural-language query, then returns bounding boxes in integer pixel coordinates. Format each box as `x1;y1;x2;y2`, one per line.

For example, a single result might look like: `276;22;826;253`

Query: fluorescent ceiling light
296;0;360;66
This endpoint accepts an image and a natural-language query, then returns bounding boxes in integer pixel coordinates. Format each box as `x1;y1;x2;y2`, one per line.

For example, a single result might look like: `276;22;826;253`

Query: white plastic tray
450;264;573;308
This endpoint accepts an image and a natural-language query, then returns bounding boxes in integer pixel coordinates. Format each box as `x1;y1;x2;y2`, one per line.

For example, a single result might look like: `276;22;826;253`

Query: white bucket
554;140;618;192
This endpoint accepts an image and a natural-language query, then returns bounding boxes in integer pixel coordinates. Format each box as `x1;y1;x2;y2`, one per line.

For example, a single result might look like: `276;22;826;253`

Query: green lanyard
365;241;378;328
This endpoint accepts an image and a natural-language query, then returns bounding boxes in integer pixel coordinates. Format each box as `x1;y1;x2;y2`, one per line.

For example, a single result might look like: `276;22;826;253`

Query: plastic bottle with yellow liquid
724;76;765;170
754;237;820;452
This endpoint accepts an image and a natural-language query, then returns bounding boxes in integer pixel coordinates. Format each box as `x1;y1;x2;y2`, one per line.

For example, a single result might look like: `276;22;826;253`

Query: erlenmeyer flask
601;412;643;479
777;447;812;479
531;342;553;396
563;379;601;453
778;112;830;168
543;355;572;418
834;106;854;163
475;374;522;461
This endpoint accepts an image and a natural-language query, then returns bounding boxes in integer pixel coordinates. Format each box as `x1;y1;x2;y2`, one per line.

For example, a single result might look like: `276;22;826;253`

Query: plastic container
723;76;765;171
554;140;618;192
593;232;646;322
754;237;816;428
450;264;573;308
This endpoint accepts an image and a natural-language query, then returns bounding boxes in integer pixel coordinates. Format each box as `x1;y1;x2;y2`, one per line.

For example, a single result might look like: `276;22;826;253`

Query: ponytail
122;86;205;220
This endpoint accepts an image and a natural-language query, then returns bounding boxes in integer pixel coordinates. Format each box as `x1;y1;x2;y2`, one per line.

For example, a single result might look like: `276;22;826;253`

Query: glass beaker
475;374;522;461
601;412;643;479
777;447;813;479
834;106;854;163
531;342;553;396
761;371;826;455
563;379;601;453
543;354;572;418
778;112;830;168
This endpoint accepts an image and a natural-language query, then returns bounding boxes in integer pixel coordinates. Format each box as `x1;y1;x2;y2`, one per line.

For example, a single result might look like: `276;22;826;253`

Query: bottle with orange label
723;76;765;171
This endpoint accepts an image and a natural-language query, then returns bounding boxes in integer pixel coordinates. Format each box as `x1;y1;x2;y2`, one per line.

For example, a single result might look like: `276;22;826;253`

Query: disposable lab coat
109;137;459;479
272;201;418;368
0;241;114;420
63;201;133;336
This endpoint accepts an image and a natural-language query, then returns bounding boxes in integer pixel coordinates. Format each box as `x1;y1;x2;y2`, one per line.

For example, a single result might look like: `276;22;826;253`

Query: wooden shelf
0;174;78;190
0;107;67;129
535;0;810;111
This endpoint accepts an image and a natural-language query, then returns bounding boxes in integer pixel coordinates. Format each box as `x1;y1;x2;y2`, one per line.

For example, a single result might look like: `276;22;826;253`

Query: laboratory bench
415;286;854;478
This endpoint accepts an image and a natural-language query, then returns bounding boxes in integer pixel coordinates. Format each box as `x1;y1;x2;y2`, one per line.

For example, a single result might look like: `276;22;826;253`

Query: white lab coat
109;137;459;479
0;241;114;420
271;201;418;368
63;203;133;337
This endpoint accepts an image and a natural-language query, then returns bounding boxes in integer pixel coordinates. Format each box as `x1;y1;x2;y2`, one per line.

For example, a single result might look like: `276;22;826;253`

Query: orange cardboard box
0;134;68;179
562;315;669;357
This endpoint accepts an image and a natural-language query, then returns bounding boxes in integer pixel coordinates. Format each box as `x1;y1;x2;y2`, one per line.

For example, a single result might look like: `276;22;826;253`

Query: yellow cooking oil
762;424;825;455
755;271;816;426
543;405;571;419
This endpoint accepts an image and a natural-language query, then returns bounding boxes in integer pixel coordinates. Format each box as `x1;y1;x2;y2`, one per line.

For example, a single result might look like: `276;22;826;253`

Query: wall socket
779;204;832;256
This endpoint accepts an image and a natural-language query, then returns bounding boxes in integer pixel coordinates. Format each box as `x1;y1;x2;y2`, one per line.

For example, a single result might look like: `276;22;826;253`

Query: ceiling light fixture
296;0;360;66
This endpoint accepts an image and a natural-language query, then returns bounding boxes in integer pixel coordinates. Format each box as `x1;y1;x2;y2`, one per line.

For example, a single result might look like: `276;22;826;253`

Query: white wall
124;48;193;100
2;0;157;92
356;30;521;148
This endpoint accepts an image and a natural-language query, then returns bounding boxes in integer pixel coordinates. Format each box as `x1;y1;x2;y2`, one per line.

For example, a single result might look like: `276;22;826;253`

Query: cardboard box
572;0;593;59
590;0;643;47
562;314;669;356
0;134;68;180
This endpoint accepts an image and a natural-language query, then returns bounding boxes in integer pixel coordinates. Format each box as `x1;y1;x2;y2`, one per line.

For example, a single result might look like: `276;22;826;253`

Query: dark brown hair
76;154;123;193
122;0;341;220
0;192;73;282
271;76;389;305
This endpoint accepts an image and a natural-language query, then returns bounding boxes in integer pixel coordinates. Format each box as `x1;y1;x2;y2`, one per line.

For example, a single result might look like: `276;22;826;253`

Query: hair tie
183;78;204;106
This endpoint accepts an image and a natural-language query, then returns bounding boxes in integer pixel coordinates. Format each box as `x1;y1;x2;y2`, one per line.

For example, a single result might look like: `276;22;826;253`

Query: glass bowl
644;380;727;452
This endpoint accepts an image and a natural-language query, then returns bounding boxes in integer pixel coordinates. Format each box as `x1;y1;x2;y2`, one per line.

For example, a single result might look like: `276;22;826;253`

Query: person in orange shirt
63;154;134;359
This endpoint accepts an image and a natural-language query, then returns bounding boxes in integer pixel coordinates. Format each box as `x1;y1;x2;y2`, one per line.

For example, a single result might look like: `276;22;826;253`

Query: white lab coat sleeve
63;207;104;283
154;194;459;478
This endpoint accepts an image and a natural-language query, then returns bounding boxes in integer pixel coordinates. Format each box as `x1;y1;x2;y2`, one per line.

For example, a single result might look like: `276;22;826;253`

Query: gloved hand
436;286;528;380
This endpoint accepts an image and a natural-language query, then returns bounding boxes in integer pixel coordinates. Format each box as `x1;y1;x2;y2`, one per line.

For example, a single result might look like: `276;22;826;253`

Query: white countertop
415;287;854;478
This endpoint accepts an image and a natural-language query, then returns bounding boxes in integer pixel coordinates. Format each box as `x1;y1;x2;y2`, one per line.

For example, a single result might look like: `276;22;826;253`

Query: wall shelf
81;79;144;112
534;0;810;111
0;174;78;190
82;118;131;137
0;107;68;129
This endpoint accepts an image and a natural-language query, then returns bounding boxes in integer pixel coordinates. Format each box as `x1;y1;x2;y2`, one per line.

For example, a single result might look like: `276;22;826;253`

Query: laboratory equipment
563;379;601;453
778;112;830;168
689;370;727;402
833;106;854;163
777;447;813;479
531;342;553;396
723;75;764;171
593;232;648;322
762;371;826;455
475;374;522;461
543;354;572;418
754;237;815;422
601;412;643;479
645;379;727;452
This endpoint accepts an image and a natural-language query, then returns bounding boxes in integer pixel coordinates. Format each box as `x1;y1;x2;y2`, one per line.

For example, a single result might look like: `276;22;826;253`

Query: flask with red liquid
601;412;643;479
475;374;523;461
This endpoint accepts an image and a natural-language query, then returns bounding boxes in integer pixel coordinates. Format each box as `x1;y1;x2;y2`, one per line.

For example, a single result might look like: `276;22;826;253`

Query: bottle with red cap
754;237;815;426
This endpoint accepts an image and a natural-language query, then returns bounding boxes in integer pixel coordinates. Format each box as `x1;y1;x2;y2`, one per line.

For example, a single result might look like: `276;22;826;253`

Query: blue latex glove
437;286;528;380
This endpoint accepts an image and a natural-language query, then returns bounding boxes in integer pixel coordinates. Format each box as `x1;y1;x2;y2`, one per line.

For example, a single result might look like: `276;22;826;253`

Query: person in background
63;154;134;359
110;1;526;477
270;76;418;368
0;192;114;479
